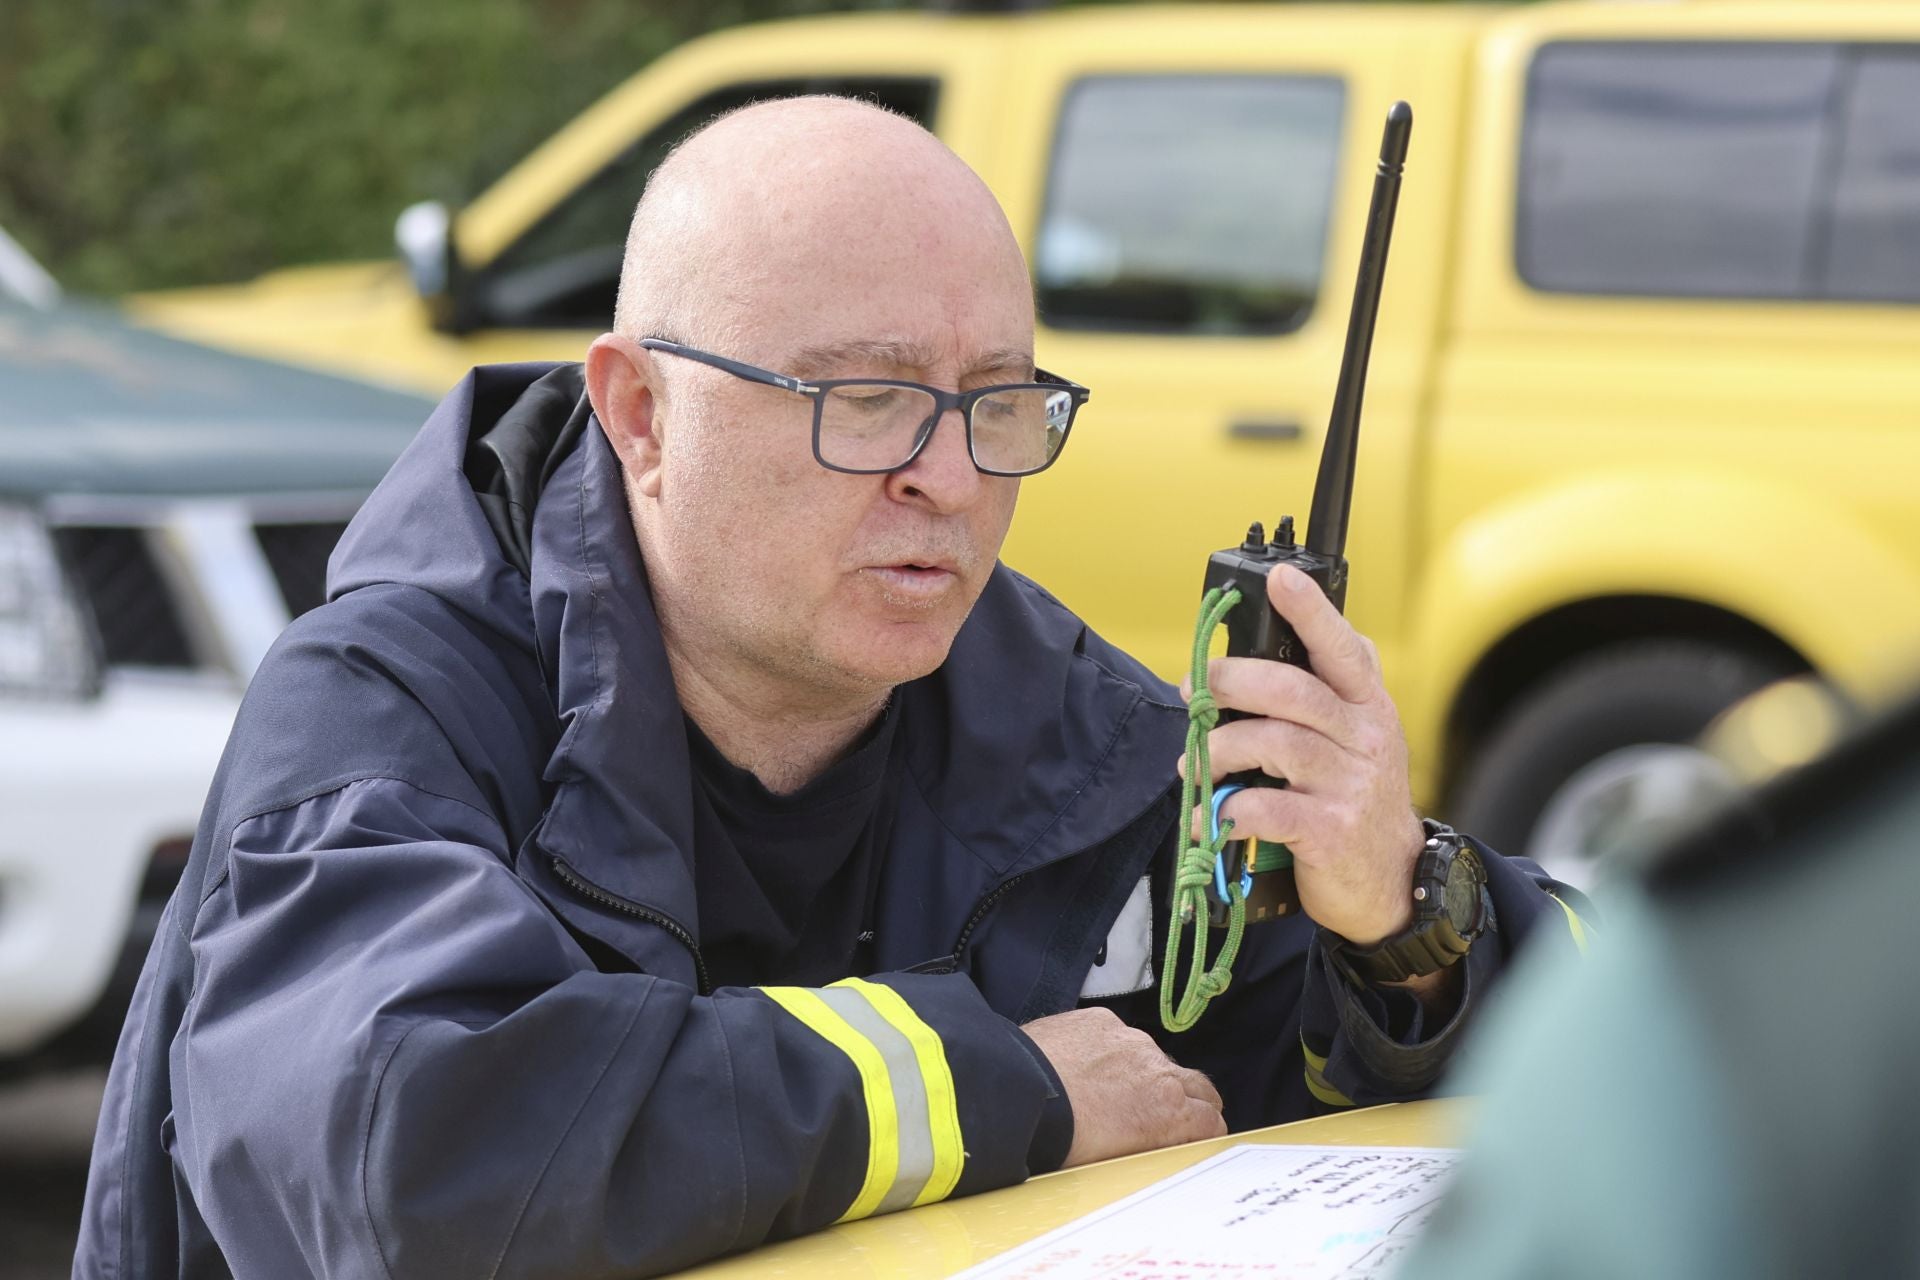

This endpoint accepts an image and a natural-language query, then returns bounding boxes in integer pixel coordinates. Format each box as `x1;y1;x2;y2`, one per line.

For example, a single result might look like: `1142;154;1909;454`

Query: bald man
76;98;1584;1279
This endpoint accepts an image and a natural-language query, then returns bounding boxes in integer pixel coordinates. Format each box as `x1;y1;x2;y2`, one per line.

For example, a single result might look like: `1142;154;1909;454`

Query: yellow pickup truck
131;1;1920;886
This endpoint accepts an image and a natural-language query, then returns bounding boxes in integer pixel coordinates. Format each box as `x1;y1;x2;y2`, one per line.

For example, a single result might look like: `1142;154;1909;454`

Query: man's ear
585;334;665;498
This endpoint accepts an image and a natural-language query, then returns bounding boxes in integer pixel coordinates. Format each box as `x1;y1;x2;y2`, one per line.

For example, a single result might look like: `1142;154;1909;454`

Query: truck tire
1449;641;1797;889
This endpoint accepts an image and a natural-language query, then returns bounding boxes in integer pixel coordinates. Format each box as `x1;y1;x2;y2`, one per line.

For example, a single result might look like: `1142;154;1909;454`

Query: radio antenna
1305;101;1412;559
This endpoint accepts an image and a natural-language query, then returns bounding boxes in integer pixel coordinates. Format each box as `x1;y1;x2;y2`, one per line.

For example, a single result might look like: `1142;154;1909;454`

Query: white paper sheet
956;1144;1461;1280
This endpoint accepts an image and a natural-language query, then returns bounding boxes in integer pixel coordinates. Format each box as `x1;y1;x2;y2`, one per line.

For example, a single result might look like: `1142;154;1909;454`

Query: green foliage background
0;0;929;295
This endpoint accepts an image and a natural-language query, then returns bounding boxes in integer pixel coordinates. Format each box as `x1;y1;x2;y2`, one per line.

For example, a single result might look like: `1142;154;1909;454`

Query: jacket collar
352;362;1189;961
525;405;706;936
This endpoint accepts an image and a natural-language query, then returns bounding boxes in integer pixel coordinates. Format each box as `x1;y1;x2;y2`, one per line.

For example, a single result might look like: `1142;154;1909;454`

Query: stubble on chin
812;576;975;686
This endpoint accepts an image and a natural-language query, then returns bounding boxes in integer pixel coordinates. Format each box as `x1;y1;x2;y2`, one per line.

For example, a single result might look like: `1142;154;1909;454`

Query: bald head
612;95;1031;347
585;94;1041;745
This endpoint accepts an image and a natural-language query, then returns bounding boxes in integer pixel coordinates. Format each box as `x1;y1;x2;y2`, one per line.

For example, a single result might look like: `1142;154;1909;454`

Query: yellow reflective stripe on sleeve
1548;892;1592;954
813;987;936;1216
1300;1038;1357;1108
759;987;901;1223
831;978;966;1208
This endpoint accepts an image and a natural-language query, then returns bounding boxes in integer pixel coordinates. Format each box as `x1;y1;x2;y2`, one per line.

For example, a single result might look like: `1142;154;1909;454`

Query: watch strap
1342;820;1485;984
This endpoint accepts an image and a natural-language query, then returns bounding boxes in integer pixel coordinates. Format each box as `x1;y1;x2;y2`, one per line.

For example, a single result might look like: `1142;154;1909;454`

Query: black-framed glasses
639;338;1089;477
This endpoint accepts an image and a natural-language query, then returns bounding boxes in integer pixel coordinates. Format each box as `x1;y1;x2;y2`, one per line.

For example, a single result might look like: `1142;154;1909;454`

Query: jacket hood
329;363;1188;955
328;363;554;655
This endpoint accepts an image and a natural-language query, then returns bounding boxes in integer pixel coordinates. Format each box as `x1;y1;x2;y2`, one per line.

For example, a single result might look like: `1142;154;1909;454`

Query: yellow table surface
681;1098;1468;1279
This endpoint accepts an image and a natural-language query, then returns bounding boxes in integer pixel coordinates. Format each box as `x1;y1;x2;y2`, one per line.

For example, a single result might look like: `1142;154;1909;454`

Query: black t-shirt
686;702;1075;1174
686;700;903;990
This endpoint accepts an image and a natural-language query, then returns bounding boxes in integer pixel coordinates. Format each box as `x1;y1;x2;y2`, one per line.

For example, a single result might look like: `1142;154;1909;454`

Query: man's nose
886;406;984;511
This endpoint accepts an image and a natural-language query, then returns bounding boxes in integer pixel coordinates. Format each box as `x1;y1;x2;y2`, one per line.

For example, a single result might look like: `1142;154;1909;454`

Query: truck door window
1826;51;1920;303
1035;75;1345;335
478;78;939;330
1518;41;1920;305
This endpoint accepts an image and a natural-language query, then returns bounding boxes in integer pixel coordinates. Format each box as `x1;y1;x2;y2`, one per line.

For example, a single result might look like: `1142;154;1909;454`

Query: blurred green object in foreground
1406;682;1920;1280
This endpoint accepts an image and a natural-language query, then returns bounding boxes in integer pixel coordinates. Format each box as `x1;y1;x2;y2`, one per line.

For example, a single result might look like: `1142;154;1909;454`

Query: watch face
1441;848;1484;931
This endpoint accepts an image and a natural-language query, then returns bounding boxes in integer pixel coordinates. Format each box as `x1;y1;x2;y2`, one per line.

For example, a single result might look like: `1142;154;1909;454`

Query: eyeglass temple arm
638;338;819;395
1034;367;1090;400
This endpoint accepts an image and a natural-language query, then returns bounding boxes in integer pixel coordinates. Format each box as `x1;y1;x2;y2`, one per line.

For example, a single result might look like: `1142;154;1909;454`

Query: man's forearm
1385;961;1466;1020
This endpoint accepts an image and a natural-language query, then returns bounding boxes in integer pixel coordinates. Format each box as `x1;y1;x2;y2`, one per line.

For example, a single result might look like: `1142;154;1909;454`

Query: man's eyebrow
786;338;938;378
967;347;1038;380
784;339;1034;381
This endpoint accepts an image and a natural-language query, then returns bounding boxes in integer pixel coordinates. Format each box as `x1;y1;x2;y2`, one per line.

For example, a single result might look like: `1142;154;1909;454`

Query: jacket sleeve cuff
864;973;1074;1195
1009;1021;1075;1174
1300;831;1604;1104
1304;925;1496;1099
1303;833;1513;1100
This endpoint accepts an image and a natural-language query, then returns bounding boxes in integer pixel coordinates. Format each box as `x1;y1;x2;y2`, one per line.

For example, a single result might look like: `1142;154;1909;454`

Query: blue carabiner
1209;784;1254;903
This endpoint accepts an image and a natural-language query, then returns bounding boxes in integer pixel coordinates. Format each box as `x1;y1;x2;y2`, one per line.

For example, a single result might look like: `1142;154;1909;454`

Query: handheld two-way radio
1197;102;1412;933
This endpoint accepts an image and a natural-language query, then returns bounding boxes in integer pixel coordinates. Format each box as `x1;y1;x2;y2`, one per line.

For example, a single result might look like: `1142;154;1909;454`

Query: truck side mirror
395;201;480;335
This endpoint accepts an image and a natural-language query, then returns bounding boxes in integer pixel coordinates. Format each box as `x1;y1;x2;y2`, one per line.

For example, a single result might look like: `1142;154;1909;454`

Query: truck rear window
1518;41;1920;305
1036;75;1345;336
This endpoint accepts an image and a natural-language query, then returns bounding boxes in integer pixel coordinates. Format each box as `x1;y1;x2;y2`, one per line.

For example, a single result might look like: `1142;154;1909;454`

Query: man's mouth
863;562;960;599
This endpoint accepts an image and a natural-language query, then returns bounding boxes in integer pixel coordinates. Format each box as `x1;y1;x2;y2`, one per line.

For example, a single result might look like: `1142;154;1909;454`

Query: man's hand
1021;1007;1226;1167
1184;564;1426;949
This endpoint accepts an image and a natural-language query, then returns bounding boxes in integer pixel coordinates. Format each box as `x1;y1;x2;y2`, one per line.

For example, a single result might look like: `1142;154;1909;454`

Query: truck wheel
1449;642;1796;890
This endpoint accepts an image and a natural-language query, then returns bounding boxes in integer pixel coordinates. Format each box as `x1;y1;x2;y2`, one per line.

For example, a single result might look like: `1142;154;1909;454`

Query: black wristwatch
1341;819;1490;985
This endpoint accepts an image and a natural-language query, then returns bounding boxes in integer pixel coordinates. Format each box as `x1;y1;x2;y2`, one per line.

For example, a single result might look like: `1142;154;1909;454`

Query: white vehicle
0;241;429;1074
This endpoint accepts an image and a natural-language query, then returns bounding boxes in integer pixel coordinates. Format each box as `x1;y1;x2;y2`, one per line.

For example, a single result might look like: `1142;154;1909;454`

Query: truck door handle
1227;419;1304;442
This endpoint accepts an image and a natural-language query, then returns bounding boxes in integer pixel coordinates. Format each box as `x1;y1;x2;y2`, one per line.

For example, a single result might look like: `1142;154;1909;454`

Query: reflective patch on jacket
1080;875;1154;998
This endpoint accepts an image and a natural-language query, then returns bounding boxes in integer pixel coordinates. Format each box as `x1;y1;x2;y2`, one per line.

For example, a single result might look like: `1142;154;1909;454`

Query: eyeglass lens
818;384;1074;474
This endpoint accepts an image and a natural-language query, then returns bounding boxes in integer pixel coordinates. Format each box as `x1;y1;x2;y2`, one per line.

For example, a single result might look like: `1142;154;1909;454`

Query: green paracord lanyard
1159;585;1248;1033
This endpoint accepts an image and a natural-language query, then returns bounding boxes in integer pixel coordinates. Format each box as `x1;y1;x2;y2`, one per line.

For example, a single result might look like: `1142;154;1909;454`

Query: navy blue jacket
75;364;1585;1279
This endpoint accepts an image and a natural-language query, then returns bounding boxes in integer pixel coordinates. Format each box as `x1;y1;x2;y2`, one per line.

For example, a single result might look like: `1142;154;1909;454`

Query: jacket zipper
938;868;1041;972
549;855;712;995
